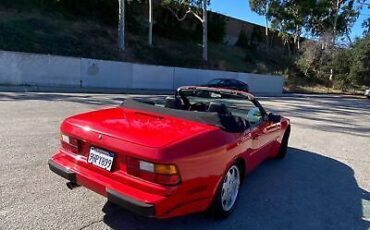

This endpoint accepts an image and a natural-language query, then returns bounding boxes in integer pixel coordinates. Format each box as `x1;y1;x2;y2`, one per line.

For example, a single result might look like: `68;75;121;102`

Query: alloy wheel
221;165;240;211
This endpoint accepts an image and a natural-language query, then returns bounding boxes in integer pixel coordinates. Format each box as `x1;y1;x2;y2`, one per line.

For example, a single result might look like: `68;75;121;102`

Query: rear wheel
276;127;290;159
210;162;241;218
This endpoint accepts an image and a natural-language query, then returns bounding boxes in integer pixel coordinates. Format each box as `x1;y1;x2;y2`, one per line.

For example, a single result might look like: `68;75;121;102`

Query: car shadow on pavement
101;147;370;230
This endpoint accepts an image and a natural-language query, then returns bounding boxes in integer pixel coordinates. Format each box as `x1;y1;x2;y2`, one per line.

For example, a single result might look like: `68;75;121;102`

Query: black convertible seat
165;96;182;109
208;102;246;132
208;102;230;115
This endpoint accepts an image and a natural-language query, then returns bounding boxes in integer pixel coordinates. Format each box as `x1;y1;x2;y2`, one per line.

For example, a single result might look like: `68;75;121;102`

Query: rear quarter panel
160;129;244;207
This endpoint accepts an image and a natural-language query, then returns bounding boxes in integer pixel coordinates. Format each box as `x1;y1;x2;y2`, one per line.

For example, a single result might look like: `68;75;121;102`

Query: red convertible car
48;86;290;218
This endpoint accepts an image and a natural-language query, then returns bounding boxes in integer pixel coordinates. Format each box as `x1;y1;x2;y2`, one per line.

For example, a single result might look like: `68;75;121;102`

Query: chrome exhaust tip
66;182;80;190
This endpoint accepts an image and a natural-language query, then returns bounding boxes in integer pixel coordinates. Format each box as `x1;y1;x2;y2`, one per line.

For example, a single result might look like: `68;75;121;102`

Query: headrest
208;102;229;115
165;96;182;109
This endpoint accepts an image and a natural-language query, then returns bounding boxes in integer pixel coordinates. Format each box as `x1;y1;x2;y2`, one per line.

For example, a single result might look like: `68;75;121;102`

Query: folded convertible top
120;99;246;133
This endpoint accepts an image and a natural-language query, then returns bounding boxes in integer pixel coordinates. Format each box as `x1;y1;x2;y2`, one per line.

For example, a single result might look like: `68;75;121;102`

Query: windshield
120;87;266;132
179;88;262;122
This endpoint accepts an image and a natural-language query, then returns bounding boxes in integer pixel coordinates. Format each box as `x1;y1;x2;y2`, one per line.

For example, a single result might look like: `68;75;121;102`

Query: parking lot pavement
0;92;369;230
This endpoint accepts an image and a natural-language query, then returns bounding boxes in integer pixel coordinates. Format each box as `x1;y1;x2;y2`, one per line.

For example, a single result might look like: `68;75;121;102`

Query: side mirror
268;113;281;123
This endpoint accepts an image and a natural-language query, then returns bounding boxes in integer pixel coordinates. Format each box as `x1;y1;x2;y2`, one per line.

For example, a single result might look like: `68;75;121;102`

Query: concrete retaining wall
0;50;284;95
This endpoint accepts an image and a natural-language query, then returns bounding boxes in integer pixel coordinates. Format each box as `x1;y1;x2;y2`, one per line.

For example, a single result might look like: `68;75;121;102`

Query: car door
255;119;281;153
261;118;282;155
252;99;282;158
235;97;279;172
250;122;272;164
242;101;279;169
236;117;269;173
236;123;270;173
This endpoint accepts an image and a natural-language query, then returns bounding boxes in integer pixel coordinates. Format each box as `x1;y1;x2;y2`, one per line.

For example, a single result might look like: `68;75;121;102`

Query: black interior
207;102;230;115
164;96;182;110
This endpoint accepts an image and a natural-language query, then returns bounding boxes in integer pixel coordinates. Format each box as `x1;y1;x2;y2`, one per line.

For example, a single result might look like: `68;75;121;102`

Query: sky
209;0;370;40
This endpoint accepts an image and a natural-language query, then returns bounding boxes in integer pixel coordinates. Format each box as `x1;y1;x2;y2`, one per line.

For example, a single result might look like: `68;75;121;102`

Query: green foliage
268;0;315;48
249;0;270;16
161;0;210;9
362;18;370;36
295;40;321;77
349;36;370;86
306;0;359;39
160;0;210;20
295;35;370;89
249;0;362;51
332;49;352;90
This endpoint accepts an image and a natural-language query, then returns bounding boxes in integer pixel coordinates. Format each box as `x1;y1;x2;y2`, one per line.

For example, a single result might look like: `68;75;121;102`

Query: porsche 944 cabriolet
48;86;290;218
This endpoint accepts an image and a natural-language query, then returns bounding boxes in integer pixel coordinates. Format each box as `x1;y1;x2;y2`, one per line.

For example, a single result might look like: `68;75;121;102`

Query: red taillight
126;157;181;186
61;134;79;154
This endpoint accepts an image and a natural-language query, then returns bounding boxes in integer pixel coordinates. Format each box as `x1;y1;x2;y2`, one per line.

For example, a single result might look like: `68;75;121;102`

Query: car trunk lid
64;107;217;148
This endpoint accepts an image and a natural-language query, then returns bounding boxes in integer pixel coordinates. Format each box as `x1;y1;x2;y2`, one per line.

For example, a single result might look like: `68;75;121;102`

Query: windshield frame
176;86;268;118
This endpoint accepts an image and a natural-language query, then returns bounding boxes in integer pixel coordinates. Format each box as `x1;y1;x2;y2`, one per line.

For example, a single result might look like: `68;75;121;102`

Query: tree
249;0;274;48
285;0;315;50
362;18;370;36
118;0;125;51
301;0;361;85
268;0;295;53
349;36;370;86
266;0;315;51
331;0;360;46
360;2;370;36
296;40;323;77
161;0;209;62
307;0;360;47
249;0;313;51
331;49;352;90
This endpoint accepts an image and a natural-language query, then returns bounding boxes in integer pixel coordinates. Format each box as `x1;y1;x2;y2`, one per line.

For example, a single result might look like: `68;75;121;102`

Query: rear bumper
48;159;155;217
106;189;154;217
48;159;76;183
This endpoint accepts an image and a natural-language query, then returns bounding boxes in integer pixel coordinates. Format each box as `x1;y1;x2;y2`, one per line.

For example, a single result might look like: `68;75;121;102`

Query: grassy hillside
0;2;293;75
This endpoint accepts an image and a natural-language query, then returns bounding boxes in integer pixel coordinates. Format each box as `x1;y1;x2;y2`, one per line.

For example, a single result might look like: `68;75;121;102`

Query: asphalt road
0;92;369;230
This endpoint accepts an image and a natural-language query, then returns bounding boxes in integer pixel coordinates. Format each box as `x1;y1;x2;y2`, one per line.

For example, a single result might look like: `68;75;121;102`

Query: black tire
276;127;290;159
209;162;242;218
